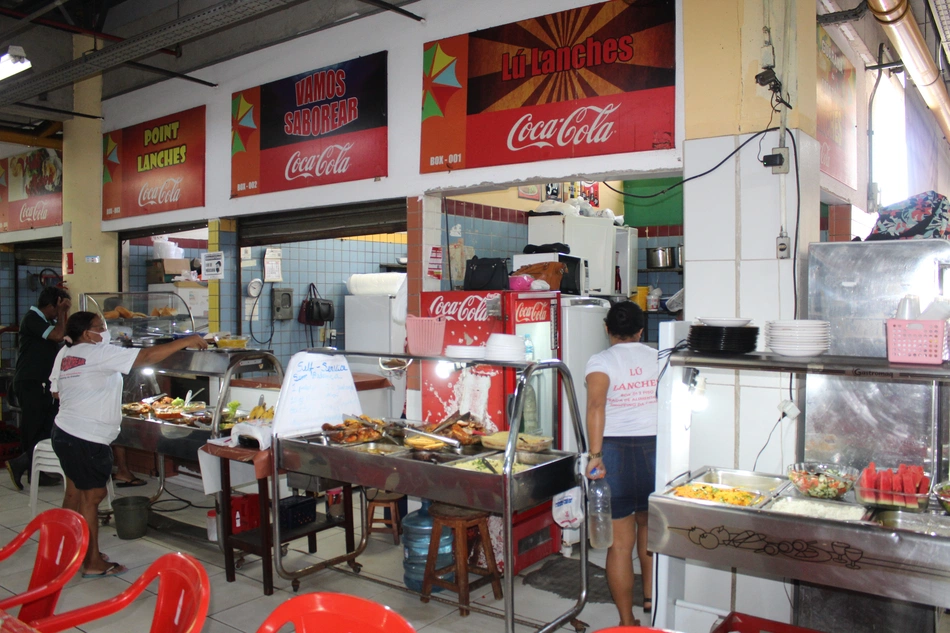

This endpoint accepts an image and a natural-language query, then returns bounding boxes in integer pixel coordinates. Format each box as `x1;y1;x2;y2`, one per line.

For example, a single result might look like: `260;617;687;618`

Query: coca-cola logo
515;301;549;323
19;200;49;223
507;104;619;152
285;144;353;181
138;177;182;208
428;295;489;322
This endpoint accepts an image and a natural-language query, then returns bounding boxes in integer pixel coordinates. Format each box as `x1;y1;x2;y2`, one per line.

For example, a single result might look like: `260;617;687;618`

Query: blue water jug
402;499;454;592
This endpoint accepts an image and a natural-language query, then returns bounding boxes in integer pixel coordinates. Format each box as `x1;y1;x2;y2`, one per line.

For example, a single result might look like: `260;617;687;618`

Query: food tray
692;468;789;494
874;510;950;537
854;482;931;512
345;442;406;456
666;482;768;508
481;432;552;453
763;496;870;521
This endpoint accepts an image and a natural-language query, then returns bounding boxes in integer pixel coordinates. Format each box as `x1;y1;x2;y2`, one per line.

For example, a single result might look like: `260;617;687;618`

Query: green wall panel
623;178;683;226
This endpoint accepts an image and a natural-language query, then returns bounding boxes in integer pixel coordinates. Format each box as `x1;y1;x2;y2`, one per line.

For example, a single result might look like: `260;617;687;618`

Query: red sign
514;300;550;324
420;0;675;173
0;150;64;233
426;292;496;322
102;106;206;220
231;52;388;197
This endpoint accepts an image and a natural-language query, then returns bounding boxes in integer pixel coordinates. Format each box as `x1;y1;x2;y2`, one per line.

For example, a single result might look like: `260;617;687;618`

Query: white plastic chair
30;439;115;517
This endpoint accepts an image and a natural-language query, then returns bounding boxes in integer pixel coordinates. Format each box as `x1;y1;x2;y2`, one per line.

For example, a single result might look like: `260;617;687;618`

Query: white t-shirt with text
585;342;659;437
50;343;140;445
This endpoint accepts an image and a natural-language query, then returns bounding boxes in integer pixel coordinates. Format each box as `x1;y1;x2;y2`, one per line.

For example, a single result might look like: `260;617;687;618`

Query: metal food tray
117;415;213;461
873;511;950;537
762;496;872;522
278;437;577;514
664;481;771;509
690;467;790;495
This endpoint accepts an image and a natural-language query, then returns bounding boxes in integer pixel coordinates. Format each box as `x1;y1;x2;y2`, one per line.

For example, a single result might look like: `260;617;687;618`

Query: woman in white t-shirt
585;301;658;627
49;312;207;578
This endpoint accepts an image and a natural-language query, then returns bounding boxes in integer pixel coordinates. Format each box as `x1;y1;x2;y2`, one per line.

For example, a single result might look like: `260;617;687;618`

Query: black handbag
297;283;334;326
463;256;509;291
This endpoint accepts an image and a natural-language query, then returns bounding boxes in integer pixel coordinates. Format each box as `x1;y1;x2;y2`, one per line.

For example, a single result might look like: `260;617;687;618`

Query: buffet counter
649;467;950;609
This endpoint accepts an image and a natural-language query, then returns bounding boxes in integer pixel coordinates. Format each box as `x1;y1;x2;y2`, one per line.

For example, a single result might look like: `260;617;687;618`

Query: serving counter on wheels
651;351;950;627
267;349;589;633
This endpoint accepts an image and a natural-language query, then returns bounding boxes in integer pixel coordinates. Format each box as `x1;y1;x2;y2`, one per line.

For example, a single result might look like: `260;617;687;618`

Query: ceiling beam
0;0;305;108
0;127;62;149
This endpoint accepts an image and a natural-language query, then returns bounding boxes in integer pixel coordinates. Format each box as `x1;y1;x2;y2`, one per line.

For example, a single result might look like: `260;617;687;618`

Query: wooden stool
366;490;405;545
420;503;503;616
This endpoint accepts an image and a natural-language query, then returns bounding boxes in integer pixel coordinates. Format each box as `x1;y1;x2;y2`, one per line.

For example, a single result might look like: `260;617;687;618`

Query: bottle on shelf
588;476;614;549
524;334;534;361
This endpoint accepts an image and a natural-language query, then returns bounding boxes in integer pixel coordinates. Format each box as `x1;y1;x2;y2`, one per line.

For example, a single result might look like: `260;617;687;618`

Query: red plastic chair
0;508;88;623
256;593;417;633
29;552;210;633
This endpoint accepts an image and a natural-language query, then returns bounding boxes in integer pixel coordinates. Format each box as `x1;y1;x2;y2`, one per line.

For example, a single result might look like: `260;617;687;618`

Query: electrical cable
148;485;215;513
601;127;779;201
753;414;785;472
248;286;275;346
656;339;689;395
788;131;801;319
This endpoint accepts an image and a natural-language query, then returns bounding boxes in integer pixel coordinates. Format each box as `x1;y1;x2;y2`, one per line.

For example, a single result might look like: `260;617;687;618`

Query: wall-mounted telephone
272;287;293;320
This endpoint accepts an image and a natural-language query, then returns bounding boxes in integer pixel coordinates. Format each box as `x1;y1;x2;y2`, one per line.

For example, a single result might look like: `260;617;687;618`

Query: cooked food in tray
481;431;552;453
416;413;487;445
767;497;867;521
102;306;149;320
404;435;448;451
453;457;530;474
322;417;383;444
672;483;763;507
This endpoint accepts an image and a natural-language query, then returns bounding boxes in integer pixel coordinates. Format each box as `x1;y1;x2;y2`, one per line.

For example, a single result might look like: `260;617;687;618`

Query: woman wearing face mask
49;312;208;577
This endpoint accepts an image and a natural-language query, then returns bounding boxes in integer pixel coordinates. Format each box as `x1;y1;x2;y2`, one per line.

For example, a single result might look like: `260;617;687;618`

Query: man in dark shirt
6;286;70;490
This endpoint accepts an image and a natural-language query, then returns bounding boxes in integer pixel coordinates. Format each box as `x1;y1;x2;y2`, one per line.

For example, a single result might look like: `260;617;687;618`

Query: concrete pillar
62;35;117;303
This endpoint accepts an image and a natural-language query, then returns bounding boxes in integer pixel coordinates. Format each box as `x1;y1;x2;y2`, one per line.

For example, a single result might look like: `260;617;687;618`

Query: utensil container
886;319;949;364
406;315;446;356
113;496;150;539
646;247;673;269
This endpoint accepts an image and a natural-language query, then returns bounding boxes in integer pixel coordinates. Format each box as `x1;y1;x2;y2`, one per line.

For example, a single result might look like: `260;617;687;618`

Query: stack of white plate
766;320;831;357
486;333;527;361
445;345;486;360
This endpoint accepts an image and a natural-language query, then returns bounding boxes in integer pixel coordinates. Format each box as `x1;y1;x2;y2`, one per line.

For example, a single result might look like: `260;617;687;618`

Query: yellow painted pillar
62;35;117;302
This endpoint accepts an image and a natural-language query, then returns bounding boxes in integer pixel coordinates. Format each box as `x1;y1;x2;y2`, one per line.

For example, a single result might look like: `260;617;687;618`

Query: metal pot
646;247;673;269
674;245;684;268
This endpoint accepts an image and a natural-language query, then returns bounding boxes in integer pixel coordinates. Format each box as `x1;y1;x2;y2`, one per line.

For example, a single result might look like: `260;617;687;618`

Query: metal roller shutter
237;198;408;246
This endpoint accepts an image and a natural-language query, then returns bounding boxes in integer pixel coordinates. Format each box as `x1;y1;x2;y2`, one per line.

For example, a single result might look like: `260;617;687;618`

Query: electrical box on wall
272;287;294;320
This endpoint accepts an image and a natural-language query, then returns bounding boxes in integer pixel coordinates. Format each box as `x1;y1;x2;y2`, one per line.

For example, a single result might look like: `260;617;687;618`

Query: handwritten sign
272;353;362;438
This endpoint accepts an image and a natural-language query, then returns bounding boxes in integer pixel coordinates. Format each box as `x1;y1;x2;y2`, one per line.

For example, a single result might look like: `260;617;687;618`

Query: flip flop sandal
81;562;127;579
113;477;147;487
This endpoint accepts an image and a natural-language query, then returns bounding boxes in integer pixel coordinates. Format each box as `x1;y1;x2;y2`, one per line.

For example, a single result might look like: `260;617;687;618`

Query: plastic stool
30;439;114;517
366;490;404;545
421;502;502;616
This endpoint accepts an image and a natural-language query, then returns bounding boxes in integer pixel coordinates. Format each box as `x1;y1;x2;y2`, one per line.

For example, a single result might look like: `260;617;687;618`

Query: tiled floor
0;472;639;632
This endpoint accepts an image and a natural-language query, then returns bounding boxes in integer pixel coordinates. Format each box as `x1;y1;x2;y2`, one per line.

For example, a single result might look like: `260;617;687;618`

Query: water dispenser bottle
588;477;614;549
402;499;454;592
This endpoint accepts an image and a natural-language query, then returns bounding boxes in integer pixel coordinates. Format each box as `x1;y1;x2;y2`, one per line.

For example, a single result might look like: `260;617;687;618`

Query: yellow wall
683;0;816;139
62;35;117;302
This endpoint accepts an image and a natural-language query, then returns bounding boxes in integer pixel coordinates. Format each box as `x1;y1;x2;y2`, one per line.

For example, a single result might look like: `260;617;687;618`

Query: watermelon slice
919;475;931;496
879;470;893;506
858;466;877;503
902;471;917;508
909;465;923;492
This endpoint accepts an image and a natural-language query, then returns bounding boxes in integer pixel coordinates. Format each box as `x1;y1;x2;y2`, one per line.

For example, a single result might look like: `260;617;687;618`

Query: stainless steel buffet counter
649;467;950;609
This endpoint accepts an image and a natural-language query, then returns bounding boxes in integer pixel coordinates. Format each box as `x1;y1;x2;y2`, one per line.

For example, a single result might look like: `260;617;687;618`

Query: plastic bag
666;288;685;312
552;486;583;529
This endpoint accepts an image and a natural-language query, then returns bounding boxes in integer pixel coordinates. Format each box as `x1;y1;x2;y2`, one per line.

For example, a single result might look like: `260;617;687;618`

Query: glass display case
81;291;205;344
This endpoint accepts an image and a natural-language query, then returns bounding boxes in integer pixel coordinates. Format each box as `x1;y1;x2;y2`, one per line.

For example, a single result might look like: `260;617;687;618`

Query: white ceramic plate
767;320;830;327
769;348;829;357
698;317;752;327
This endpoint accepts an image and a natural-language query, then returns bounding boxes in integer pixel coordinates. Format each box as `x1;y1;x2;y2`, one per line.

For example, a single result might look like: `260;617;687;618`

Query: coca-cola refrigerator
421;289;560;438
421;289;562;574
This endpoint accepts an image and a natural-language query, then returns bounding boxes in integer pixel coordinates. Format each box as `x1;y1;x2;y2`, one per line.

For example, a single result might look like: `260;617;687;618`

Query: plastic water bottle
588;477;614;549
523;382;540;435
524;334;534;361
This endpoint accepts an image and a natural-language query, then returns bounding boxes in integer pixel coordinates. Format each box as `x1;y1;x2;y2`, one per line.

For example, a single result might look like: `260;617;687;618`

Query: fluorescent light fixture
0;46;31;82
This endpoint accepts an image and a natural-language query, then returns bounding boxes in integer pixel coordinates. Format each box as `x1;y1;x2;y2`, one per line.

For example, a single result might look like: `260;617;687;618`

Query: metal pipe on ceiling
868;0;950;143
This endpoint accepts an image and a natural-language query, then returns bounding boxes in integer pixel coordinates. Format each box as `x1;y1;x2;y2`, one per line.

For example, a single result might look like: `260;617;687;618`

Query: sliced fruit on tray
855;462;930;510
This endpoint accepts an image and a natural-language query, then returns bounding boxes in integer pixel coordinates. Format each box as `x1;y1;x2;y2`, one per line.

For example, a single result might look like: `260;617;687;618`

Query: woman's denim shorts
602;435;657;519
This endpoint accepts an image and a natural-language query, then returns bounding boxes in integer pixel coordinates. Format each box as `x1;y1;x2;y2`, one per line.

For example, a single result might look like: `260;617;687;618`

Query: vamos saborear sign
420;0;675;173
102;106;206;220
231;51;387;197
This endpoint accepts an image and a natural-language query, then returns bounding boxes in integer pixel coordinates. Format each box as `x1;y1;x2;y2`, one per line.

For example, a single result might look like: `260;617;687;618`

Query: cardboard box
146;258;191;284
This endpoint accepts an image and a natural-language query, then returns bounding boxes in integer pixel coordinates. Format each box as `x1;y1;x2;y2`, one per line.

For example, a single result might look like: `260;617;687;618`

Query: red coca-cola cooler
421;289;561;573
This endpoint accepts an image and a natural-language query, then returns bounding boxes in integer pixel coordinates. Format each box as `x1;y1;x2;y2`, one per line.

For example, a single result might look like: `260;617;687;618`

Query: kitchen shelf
639;267;683;273
670;351;950;383
379;263;407;272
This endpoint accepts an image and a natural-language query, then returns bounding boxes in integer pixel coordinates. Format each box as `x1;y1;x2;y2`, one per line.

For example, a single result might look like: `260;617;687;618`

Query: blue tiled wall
440;201;528;291
240;237;407;368
638;234;684;343
217;231;239;336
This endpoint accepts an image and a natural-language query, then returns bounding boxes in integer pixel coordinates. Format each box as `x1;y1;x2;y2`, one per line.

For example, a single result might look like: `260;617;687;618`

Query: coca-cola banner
102;106;206;220
0;149;64;232
420;0;675;173
231;51;388;197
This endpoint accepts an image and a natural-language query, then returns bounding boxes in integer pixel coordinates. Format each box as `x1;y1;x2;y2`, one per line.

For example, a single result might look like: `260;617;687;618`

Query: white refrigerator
559;297;611;452
344;294;407;419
